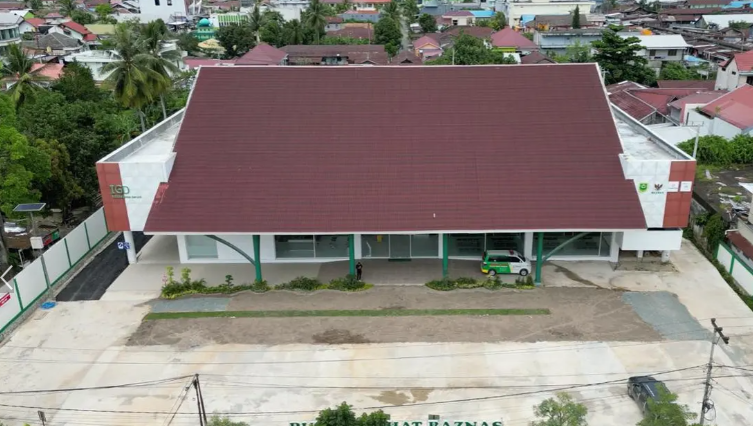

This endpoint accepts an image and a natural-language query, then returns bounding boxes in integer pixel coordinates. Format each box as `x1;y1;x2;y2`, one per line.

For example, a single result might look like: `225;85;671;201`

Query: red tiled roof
0;2;24;9
83;33;97;41
24;18;45;28
30;63;64;79
328;26;373;40
607;84;707;119
144;65;646;233
414;35;440;49
392;50;422;65
520;51;556;64
669;91;726;109
442;25;494;40
235;43;287;65
61;20;91;35
609;91;657;121
326;16;343;24
727;231;753;262
490;28;538;49
731;50;753;72
701;84;753;129
657;80;716;90
687;0;730;5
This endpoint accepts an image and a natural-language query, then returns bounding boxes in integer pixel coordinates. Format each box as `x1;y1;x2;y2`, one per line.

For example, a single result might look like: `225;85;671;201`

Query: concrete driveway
0;240;752;426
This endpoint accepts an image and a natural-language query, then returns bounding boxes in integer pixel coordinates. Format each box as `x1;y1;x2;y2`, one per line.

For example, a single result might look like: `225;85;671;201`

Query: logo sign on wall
109;185;141;200
638;182;648;193
667;182;679;192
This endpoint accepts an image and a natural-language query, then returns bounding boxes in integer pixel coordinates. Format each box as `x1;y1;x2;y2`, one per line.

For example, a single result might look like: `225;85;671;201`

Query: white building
697;14;753;29
621;34;691;75
0;13;22;54
138;0;189;23
499;0;596;29
715;50;753;91
686;85;753;138
260;0;308;22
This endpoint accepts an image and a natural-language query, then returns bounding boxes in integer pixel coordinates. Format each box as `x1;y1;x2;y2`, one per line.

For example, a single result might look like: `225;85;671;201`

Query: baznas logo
638;183;648;193
654;183;664;190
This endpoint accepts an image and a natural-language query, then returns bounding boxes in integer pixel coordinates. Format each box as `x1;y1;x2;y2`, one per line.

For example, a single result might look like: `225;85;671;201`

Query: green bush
275;276;323;291
250;279;270;293
483;275;503;290
328;274;366;291
426;278;456;291
425;275;533;291
160;267;209;298
454;276;482;288
677;134;753;167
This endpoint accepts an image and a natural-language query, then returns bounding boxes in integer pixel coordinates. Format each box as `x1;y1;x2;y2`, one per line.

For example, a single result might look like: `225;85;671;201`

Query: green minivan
480;250;531;276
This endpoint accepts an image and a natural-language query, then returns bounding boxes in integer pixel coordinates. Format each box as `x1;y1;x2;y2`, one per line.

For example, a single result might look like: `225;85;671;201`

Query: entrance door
390;234;411;258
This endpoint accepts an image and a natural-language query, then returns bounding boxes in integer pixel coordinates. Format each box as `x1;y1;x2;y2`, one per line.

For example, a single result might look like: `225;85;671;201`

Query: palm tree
102;25;163;132
383;1;400;22
58;0;76;16
283;19;305;45
141;20;179;120
249;3;263;43
304;0;327;43
1;44;48;106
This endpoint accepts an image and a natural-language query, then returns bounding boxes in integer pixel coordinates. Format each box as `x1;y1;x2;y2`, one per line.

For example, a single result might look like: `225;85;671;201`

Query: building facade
500;0;595;28
0;12;21;54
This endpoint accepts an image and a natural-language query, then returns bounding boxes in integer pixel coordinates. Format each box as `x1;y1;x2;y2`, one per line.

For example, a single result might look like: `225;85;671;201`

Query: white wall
731;259;753;295
85;209;108;246
139;0;188;22
505;1;595;26
42;241;70;285
0;292;21;333
65;225;89;266
120;155;175;232
718;242;733;270
15;261;47;308
712;117;742;139
620;159;673;228
715;60;748;91
686;110;712;136
620;229;683;251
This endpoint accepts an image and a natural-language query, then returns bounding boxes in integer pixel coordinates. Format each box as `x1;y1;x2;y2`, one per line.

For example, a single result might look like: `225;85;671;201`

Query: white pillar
524;232;534;260
609;232;620;263
123;231;137;264
636;250;644;259
354;234;363;259
437;232;444;259
661;250;671;263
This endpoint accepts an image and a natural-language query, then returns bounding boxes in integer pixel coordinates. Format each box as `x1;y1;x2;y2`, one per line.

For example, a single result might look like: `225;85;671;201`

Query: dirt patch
372;389;434;406
312;329;372;344
128;287;664;346
553;265;600;288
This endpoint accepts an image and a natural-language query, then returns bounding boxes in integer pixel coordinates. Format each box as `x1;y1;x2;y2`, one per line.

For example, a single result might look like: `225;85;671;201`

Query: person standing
356;261;363;281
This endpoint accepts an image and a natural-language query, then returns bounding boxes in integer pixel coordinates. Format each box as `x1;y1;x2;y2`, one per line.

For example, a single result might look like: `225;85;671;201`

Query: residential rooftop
613;107;692;161
99;110;183;164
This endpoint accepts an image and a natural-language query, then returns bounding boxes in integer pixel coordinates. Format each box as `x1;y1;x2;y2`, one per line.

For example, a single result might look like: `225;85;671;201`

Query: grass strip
146;308;551;320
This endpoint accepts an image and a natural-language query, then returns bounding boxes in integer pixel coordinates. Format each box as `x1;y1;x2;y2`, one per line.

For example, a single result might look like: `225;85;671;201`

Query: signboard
117;242;131;250
109;185;141;200
30;236;44;250
680;181;693;192
667;182;679;192
0;293;11;307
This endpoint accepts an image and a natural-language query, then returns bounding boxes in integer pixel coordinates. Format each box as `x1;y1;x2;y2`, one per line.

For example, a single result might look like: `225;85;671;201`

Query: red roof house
490;28;538;50
235;43;288;66
700;84;753;131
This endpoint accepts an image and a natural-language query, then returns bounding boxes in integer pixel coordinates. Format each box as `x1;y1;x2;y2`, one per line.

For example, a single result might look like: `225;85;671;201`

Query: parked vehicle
480;250;530;276
627;376;670;415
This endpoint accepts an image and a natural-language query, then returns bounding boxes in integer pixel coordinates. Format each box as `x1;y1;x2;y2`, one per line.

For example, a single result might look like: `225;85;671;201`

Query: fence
0;208;110;335
716;242;753;296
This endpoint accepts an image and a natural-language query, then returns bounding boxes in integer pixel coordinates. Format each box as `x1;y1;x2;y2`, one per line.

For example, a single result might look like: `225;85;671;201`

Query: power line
0;375;192;396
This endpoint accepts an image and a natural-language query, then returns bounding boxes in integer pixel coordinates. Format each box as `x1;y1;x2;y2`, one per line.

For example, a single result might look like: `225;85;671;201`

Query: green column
348;234;355;275
252;235;262;283
13;279;23;310
442;233;449;278
534;232;544;286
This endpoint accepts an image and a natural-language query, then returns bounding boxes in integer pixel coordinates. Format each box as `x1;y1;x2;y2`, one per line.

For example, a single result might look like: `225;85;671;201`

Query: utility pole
684;121;704;159
193;374;208;426
699;318;730;426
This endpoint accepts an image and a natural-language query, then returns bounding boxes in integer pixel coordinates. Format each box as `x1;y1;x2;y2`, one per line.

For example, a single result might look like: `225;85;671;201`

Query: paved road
56;232;151;301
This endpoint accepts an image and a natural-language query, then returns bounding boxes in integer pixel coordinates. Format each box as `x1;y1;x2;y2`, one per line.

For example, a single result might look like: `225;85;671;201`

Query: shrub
328;274;366;291
224;275;234;287
455;277;482;289
483;275;503;290
426;278;456;291
250;279;270;293
275;276;322;291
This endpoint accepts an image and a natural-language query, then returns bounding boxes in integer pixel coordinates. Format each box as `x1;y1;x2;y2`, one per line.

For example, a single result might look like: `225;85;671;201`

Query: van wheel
519;269;529;276
488;270;497;276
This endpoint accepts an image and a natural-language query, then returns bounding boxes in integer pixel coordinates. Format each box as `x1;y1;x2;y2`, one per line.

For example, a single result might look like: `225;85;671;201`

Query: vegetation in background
425;275;534;291
678;134;753;167
427;33;518;65
532;392;589;426
216;23;256;57
637;388;697;426
401;0;420;23
208;417;250;426
418;13;437;33
592;26;656;86
659;62;703;81
551;41;592;63
374;16;402;56
572;6;581;29
476;12;508;30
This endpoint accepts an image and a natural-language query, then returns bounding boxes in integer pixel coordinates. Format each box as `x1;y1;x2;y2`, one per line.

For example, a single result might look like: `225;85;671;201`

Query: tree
176;32;200;55
0;94;50;218
729;20;752;31
418;13;437;33
140;19;180;120
554;40;592;63
33;139;83;217
572;6;581;29
427;32;516;65
592;26;656;86
249;3;263;43
27;0;42;11
52;62;103;103
401;0;419;23
659;62;701;80
304;0;328;43
283;19;306;45
1;44;48;106
637;388;696;426
316;402;358;426
95;3;117;23
58;0;76;16
532;392;588;426
216;23;255;57
208;417;249;426
490;12;507;31
102;24;162;131
374;16;401;57
382;1;401;22
322;35;368;45
70;9;95;25
260;19;284;46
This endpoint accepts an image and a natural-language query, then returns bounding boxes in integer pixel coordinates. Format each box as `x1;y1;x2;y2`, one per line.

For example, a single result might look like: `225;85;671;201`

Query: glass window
185;235;218;259
600;233;612;257
155;0;160;5
535;232;604;257
649;49;657;56
668;49;677;56
361;234;390;258
411;234;438;257
275;235;314;258
486;233;524;253
448;234;484;257
314;235;349;258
